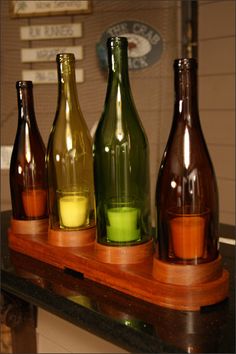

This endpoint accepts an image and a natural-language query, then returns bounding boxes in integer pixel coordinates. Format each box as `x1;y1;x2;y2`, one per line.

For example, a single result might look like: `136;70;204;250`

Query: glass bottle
10;81;47;220
155;58;219;264
46;53;95;231
93;37;152;245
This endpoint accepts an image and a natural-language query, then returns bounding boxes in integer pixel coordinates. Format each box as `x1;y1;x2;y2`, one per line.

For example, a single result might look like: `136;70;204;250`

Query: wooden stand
152;256;229;309
7;230;229;311
48;226;96;247
152;256;224;286
95;240;153;264
11;218;48;234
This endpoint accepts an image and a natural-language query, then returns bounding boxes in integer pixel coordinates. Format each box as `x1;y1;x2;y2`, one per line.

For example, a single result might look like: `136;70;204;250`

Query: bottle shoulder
47;116;92;156
158;118;215;175
12;122;45;155
167;117;209;150
10;143;46;175
158;143;216;185
10;140;45;162
53;107;90;132
94;110;148;146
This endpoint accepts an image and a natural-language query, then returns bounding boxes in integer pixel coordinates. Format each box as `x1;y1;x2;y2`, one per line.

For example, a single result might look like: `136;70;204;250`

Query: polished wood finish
48;226;96;247
8;230;229;311
152;256;223;286
95;240;153;264
11;218;48;234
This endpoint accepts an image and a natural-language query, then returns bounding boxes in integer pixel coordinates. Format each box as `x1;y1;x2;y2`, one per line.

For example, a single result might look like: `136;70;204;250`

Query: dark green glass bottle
46;53;95;231
155;58;219;264
93;37;152;245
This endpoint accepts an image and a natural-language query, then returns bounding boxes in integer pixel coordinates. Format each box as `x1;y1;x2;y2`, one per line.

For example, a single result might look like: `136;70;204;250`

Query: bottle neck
17;83;36;122
57;55;79;106
174;60;199;123
107;38;131;93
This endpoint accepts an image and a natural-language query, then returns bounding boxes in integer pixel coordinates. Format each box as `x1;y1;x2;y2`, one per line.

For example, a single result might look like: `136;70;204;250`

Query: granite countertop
1;211;235;353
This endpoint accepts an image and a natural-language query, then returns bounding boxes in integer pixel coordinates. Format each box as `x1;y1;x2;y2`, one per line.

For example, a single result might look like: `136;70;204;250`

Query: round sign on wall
96;21;163;70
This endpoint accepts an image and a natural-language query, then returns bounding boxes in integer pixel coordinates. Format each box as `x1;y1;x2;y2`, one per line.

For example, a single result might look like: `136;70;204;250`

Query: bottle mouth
107;36;128;48
174;58;197;70
56;53;75;63
16;81;33;89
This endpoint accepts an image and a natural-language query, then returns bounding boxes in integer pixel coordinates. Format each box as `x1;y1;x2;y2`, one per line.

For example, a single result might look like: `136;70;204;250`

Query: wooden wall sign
21;46;83;63
11;1;92;18
20;23;82;40
22;69;84;84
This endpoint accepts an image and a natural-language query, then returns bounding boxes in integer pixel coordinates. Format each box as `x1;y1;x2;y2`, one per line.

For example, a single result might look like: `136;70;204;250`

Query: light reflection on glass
25;123;31;163
115;86;124;142
179;99;183;113
56;154;60;162
183;126;190;169
18;166;23;174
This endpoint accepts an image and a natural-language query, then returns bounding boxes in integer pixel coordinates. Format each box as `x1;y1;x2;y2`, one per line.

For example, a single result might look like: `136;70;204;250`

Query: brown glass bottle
155;58;219;264
10;81;47;220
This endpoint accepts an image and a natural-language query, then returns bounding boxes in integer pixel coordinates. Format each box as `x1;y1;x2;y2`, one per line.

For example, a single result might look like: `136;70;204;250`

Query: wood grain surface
8;230;229;311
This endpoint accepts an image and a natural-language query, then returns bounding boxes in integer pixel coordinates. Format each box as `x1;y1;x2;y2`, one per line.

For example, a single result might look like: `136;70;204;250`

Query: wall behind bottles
1;1;234;228
0;0;180;223
198;0;235;227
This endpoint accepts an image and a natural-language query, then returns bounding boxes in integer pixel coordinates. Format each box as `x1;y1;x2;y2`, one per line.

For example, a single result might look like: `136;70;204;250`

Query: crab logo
97;21;163;70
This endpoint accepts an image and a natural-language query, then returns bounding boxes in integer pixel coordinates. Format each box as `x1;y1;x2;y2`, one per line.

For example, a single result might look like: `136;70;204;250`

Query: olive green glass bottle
93;37;152;245
155;58;219;264
46;53;95;231
10;81;47;220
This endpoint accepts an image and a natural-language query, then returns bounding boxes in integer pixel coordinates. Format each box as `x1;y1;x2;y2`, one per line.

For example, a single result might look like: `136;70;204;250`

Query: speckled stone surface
1;211;235;353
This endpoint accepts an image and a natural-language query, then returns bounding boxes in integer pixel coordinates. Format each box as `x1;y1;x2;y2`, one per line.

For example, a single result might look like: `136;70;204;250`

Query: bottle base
11;218;48;234
95;239;153;264
152;255;223;286
48;226;96;247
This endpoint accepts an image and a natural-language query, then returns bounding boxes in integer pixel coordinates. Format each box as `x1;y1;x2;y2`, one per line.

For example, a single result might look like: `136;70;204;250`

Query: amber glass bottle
10;81;47;220
46;53;95;231
93;37;152;246
155;58;219;264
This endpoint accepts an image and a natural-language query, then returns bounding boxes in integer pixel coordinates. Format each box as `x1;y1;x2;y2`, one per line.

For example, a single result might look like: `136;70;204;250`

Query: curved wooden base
11;218;48;234
8;231;229;311
95;239;153;264
153;256;223;286
152;256;229;310
48;226;96;247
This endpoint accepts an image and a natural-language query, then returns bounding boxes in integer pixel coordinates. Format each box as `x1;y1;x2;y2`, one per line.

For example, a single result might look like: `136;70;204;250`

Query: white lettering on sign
20;23;82;40
12;1;91;16
22;69;84;84
21;46;83;63
106;23;128;37
132;23;160;45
